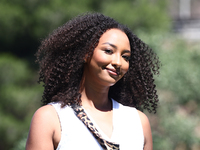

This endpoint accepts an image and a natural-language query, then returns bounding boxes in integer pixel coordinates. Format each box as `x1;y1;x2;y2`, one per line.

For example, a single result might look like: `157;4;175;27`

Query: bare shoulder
137;110;150;126
32;105;57;122
26;105;60;150
137;110;153;150
30;105;58;131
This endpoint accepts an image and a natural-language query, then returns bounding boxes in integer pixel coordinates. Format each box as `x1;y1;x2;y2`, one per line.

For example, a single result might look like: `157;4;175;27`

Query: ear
83;53;91;63
83;56;87;63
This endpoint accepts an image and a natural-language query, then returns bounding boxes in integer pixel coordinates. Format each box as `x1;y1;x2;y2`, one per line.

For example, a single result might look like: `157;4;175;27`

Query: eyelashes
122;55;130;62
104;49;130;62
104;49;113;54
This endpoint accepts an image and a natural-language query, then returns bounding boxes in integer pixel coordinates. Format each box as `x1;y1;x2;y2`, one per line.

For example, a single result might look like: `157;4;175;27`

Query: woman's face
84;28;131;87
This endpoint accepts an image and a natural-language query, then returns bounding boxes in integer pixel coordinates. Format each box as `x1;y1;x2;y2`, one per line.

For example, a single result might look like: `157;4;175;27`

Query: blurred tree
0;54;42;150
3;0;196;149
0;0;98;63
101;0;171;33
139;32;200;150
0;0;171;64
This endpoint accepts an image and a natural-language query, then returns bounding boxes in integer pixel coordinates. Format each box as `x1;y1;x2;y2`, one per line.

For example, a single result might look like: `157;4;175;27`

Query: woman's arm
26;105;60;150
137;110;153;150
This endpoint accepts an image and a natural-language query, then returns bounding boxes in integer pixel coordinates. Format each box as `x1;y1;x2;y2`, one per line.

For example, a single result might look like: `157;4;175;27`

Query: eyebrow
102;42;117;49
102;42;131;53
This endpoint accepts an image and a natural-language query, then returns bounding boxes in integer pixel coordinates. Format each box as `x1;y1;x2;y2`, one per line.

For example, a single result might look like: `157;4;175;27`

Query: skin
26;29;153;150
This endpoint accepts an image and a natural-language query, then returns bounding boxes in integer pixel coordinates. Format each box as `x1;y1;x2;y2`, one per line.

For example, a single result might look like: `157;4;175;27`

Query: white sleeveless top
50;99;144;150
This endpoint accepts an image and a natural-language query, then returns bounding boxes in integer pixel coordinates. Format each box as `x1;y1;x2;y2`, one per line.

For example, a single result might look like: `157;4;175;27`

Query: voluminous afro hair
36;12;160;113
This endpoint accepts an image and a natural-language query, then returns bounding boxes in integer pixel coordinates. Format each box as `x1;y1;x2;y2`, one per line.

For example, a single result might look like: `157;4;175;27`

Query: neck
80;79;112;111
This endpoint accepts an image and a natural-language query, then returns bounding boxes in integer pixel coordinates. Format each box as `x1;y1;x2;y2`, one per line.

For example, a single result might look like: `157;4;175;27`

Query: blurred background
0;0;199;149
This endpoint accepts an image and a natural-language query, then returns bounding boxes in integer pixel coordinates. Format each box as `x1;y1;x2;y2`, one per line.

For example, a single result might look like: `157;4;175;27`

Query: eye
122;55;130;62
104;49;113;54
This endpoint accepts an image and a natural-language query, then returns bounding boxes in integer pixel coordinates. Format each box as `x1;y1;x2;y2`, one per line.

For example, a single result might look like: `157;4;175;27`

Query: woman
26;13;160;150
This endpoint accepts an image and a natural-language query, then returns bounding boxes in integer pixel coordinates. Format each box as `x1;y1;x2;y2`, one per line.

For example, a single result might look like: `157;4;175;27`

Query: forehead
98;29;130;48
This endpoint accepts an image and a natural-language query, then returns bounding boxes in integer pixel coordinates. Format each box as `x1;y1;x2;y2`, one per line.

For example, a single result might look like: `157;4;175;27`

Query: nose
112;53;122;68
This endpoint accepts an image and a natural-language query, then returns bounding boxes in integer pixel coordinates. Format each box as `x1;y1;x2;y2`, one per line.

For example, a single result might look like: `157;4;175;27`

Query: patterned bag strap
71;104;120;150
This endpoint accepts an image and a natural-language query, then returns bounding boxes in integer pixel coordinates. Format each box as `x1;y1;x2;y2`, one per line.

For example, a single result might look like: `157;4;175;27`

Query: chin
101;79;119;87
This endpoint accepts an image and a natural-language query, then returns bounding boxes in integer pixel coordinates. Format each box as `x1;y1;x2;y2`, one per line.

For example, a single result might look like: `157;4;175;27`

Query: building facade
169;0;200;40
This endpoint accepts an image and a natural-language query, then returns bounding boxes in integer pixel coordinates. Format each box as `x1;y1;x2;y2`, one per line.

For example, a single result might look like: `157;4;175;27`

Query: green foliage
0;54;42;150
139;32;200;150
0;0;171;60
139;33;200;105
0;0;101;42
12;133;28;150
102;0;171;33
0;0;99;59
2;0;199;149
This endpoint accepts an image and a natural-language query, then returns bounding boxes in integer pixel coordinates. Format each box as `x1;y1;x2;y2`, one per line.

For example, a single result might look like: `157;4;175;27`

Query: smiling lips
106;68;120;76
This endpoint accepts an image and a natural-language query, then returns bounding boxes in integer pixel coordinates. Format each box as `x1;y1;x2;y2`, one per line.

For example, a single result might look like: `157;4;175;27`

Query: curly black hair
36;12;160;113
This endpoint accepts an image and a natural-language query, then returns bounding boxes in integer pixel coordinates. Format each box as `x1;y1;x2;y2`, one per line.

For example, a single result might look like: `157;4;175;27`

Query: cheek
122;62;129;74
92;51;110;66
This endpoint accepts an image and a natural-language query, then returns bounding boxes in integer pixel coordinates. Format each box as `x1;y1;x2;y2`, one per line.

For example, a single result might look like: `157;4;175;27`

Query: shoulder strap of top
71;104;120;150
